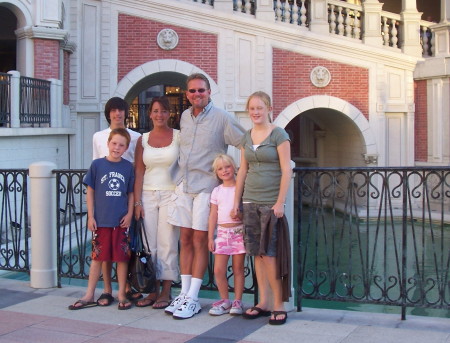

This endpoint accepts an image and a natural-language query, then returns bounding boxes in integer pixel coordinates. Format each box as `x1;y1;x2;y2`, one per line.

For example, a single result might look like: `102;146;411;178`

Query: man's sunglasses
188;88;207;93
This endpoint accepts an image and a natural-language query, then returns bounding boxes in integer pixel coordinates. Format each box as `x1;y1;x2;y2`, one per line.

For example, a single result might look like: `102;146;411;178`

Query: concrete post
309;0;329;34
255;0;275;21
284;160;296;311
49;78;62;128
29;161;57;288
8;71;20;128
362;0;383;47
400;0;422;57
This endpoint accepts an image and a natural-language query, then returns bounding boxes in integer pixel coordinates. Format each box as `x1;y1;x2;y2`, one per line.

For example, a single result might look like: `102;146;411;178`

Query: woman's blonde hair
212;154;237;182
245;91;272;123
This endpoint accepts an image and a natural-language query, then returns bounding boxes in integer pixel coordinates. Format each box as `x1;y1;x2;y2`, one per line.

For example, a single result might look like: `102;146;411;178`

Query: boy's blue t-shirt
84;157;134;227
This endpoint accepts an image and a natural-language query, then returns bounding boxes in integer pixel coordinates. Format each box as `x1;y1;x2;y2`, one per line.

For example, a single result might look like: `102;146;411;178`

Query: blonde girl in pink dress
207;154;246;316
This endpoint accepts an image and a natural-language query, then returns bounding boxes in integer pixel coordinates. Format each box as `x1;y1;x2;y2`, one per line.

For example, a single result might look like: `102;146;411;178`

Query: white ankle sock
186;277;202;301
180;275;192;295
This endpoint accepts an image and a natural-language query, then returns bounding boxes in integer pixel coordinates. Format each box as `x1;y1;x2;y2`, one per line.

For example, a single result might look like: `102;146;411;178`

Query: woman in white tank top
134;96;180;309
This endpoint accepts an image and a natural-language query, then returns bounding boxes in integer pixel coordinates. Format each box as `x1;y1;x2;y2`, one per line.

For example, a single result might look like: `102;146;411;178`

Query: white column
49;78;62;128
362;0;383;46
431;0;450;58
255;0;275;21
8;71;20;128
29;162;57;288
400;0;422;56
309;0;329;34
442;0;450;23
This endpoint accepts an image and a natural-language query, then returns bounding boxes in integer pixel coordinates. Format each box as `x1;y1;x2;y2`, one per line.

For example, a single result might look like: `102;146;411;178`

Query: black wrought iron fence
0;73;11;127
19;76;51;127
296;167;450;319
0;169;29;272
54;169;256;296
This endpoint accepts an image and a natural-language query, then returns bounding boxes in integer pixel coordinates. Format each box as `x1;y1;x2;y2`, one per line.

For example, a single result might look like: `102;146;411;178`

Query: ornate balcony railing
296;167;450;319
0;169;29;272
0;73;11;127
0;71;63;129
19;76;51;127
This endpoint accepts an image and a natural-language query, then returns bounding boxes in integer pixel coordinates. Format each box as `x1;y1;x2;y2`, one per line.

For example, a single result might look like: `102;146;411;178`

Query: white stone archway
273;95;378;157
113;59;224;107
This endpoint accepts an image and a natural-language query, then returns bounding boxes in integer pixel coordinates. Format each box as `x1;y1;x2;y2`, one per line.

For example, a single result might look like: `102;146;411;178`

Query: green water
295;206;450;319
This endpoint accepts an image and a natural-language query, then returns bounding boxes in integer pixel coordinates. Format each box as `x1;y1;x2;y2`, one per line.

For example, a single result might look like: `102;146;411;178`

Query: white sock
180;275;192;295
186;277;203;301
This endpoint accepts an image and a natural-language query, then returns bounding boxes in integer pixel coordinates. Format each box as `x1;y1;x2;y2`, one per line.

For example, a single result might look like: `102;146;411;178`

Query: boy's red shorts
91;226;130;262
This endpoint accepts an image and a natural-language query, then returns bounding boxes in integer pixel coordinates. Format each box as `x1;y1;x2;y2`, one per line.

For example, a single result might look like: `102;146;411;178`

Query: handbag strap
137;218;151;252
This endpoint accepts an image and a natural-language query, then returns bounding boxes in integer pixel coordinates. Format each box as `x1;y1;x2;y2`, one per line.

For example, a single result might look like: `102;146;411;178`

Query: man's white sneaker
164;293;186;315
230;300;243;315
209;299;231;316
172;297;201;319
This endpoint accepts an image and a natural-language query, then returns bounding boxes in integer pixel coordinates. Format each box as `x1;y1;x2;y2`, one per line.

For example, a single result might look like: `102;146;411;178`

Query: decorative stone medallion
157;29;179;50
310;66;331;88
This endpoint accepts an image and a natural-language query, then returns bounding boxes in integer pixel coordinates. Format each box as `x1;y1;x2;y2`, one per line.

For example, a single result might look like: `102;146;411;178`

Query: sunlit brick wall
118;14;217;83
272;48;369;120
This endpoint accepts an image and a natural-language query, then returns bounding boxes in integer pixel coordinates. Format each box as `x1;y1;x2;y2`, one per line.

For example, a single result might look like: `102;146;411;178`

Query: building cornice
15;26;69;41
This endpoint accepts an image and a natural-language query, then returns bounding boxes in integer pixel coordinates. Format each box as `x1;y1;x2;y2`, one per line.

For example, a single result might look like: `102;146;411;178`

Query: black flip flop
68;299;98;310
242;306;271;319
269;311;288;325
96;293;114;306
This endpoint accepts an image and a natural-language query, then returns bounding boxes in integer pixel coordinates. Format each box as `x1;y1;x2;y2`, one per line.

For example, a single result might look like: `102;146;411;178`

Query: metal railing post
29;161;57;288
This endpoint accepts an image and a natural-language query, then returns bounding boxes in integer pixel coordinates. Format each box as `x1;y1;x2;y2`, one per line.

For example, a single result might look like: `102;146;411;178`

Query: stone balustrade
186;0;437;58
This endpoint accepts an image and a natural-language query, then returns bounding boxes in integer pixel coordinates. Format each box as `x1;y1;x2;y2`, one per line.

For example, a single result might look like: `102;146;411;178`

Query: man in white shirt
92;97;141;306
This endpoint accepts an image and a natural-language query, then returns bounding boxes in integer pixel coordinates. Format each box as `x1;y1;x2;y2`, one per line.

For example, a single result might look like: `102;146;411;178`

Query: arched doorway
124;71;189;133
114;60;224;134
274;95;377;168
0;7;17;72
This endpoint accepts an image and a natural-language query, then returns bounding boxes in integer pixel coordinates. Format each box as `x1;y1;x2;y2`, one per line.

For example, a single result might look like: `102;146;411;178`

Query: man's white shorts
167;182;211;231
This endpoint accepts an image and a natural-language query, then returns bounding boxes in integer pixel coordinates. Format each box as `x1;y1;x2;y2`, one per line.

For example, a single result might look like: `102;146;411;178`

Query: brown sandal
135;297;156;307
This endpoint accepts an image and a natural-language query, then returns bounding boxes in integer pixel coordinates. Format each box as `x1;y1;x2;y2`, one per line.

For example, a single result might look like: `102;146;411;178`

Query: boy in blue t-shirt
69;128;135;310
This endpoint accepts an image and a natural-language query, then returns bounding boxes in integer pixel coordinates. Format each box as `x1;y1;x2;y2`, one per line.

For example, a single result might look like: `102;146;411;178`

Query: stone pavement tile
32;316;117;337
6;295;95;320
129;299;230;335
244;313;357;343
0;311;51;334
187;316;267;343
396;315;450;333
0;288;45;309
88;326;195;343
342;326;449;343
0;327;92;343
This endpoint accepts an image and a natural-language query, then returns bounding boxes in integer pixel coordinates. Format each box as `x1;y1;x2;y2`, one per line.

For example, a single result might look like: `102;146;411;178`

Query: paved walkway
0;278;448;342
